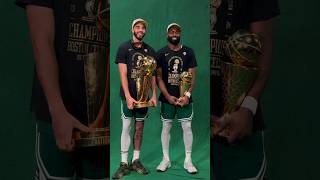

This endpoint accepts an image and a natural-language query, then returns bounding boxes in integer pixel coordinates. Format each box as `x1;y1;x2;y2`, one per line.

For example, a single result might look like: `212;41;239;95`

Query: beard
167;36;180;45
134;32;145;41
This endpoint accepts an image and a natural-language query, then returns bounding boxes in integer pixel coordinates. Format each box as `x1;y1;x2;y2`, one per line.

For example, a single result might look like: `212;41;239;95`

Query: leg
161;121;172;161
112;100;132;179
120;117;131;164
178;103;197;174
156;102;175;172
156;121;172;172
35;120;75;180
181;121;198;174
132;120;144;161
130;107;149;175
181;121;193;162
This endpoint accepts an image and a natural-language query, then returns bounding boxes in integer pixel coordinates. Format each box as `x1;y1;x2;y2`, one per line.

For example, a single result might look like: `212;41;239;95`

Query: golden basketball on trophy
134;55;157;108
215;30;262;137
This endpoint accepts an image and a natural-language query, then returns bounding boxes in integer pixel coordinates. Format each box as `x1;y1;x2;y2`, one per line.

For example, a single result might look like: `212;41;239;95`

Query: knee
181;121;192;131
122;118;131;131
135;121;144;132
162;121;172;133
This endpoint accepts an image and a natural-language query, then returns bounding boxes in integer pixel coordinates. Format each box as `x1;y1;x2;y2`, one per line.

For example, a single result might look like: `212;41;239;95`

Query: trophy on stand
214;30;262;137
134;56;157;108
179;71;192;104
72;0;109;147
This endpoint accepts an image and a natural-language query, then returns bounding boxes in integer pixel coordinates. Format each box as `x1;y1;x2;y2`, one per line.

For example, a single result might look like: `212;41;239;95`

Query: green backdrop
263;0;320;179
1;1;35;180
109;0;211;179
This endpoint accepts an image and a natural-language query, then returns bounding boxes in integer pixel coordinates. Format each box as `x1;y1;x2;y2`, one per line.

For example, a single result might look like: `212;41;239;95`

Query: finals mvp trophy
179;71;192;102
215;30;262;137
134;56;157;108
72;0;110;147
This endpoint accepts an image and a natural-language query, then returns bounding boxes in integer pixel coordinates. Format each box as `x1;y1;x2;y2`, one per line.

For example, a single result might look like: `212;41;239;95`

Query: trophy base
73;128;109;148
134;102;149;108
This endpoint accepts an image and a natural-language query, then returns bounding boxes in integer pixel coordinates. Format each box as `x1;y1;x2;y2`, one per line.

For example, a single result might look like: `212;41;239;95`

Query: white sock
121;117;131;164
132;150;140;162
121;151;128;164
161;121;172;161
181;121;193;162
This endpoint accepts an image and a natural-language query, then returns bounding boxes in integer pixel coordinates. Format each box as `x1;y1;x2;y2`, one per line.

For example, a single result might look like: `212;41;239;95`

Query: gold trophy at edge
73;52;109;147
179;71;192;102
72;0;110;147
134;56;157;108
215;30;262;137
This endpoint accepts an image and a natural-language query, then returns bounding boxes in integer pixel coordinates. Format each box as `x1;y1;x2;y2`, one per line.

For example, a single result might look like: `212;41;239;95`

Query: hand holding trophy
213;30;262;138
178;71;192;106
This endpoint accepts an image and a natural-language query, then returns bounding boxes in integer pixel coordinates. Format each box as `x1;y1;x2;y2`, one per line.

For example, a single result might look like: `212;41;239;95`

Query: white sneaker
184;160;198;174
156;159;171;172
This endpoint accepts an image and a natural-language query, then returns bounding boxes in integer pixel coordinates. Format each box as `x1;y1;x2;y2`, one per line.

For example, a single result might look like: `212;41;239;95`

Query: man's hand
211;115;219;138
213;108;254;143
51;110;90;151
148;95;157;107
177;96;189;106
166;95;178;105
126;96;137;110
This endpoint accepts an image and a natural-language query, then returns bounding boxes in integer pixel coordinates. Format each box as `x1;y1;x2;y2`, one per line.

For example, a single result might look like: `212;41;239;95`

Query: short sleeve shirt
115;40;156;100
157;45;197;103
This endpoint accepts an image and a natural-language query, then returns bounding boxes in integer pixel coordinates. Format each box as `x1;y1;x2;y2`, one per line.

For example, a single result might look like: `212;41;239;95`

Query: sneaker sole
184;165;198;174
131;167;148;175
156;163;171;172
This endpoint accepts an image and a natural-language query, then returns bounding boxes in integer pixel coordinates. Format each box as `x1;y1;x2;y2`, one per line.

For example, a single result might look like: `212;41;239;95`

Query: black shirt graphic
115;40;156;100
157;45;197;103
210;0;280;131
16;0;108;124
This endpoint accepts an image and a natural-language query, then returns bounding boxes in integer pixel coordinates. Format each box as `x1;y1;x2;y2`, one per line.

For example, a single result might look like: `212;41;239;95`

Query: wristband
184;91;191;98
240;96;258;115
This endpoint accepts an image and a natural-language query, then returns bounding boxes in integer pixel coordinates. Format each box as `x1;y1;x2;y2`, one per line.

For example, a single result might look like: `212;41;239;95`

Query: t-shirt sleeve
187;48;197;68
249;0;280;23
115;43;127;64
15;0;53;9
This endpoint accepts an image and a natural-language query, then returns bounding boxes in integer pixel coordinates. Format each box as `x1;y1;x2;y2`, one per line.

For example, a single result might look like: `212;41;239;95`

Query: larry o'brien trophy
214;30;262;137
134;56;157;108
72;0;110;147
179;71;192;101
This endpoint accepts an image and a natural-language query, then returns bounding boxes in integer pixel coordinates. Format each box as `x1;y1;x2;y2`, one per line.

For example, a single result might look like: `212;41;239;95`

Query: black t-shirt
115;40;156;100
210;0;280;131
157;45;197;103
16;0;109;125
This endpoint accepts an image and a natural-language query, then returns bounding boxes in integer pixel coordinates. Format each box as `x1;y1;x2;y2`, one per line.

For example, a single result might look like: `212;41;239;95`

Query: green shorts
211;131;266;180
160;102;193;122
35;120;108;180
121;100;148;121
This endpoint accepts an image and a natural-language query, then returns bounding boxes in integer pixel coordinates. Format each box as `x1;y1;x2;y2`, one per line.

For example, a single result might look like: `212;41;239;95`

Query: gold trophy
179;71;192;100
72;51;109;147
214;30;262;137
134;56;157;108
73;0;109;147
